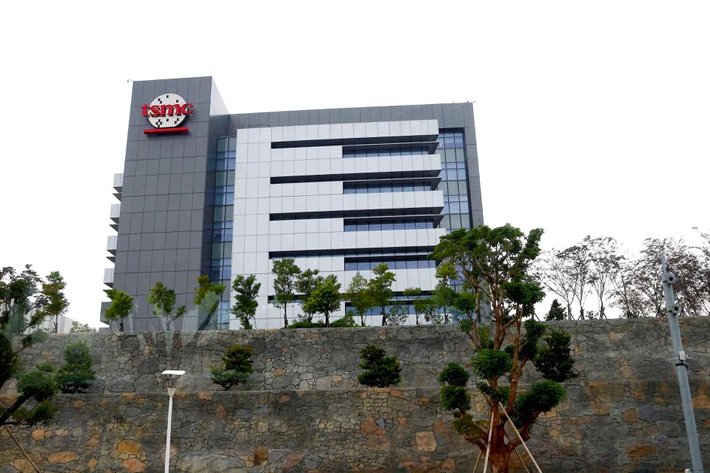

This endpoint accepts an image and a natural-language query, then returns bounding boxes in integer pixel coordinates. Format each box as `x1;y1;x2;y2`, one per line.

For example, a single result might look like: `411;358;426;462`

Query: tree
55;341;95;393
539;251;576;320
330;314;358;327
586;236;623;319
210;344;253;390
433;224;576;473
69;321;95;333
367;264;395;326
104;289;134;333
33;271;69;334
0;265;42;325
195;275;226;330
432;262;458;324
404;287;423;325
545;299;566;321
272;259;301;328
346;272;372;326
557;242;592;320
296;269;323;322
302;275;341;327
357;345;401;387
147;282;185;331
231;275;261;329
1;266;59;428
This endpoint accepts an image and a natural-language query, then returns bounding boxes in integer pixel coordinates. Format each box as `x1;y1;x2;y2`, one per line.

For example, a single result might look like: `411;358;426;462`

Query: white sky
1;1;708;326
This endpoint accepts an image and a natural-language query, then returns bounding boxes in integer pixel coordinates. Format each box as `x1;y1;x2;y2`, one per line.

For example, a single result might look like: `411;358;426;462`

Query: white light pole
161;370;185;473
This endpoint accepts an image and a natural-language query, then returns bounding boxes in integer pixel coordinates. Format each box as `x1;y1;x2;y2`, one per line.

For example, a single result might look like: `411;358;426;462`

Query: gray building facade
103;76;483;331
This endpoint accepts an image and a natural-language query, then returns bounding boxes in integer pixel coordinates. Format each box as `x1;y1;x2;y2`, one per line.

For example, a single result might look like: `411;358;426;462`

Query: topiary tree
434;224;577;473
210;344;254;390
55;341;96;393
357;345;401;387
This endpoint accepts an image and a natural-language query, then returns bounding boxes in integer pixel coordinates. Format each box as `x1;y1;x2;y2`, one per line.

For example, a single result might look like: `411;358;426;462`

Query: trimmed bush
210;344;254;390
357;345;401;387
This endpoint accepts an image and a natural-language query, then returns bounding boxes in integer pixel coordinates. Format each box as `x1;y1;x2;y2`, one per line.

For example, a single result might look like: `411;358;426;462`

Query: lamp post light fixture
161;370;185;473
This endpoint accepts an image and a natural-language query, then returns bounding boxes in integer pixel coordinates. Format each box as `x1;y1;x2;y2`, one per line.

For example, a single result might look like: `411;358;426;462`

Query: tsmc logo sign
142;93;193;135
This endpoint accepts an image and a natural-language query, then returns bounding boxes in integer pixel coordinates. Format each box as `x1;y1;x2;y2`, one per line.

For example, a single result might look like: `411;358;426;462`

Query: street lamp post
161;370;185;473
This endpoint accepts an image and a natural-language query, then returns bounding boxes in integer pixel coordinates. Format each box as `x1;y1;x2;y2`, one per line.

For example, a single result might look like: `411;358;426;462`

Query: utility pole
661;257;704;473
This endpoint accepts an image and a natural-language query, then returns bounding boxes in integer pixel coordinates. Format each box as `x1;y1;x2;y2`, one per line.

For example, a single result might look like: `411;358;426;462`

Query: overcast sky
1;1;708;326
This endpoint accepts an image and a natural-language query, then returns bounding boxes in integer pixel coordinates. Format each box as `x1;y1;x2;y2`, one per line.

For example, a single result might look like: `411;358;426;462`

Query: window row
445;194;469;204
343;184;431;194
441;213;470;231
443;161;467;170
443;202;469;214
343;147;430;158
344;221;435;232
440;180;468;196
217;137;237;152
439;148;466;163
214;185;235;206
344;259;435;271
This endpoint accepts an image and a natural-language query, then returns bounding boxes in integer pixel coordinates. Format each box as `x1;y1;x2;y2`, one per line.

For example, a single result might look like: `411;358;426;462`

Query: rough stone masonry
1;318;709;472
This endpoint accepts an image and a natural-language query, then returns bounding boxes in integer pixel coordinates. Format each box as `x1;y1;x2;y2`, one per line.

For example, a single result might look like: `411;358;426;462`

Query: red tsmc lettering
141;103;194;117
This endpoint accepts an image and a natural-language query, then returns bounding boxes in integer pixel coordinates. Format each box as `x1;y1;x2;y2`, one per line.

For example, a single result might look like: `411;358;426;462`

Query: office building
103;77;483;331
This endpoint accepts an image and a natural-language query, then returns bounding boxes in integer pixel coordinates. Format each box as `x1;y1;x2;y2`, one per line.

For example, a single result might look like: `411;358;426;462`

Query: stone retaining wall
1;318;709;472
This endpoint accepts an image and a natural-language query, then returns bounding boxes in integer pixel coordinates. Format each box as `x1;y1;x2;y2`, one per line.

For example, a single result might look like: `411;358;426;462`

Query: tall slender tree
231;274;261;329
272;259;301;328
346;272;372;326
367;264;395;326
147;282;185;331
296;269;323;322
195;275;226;330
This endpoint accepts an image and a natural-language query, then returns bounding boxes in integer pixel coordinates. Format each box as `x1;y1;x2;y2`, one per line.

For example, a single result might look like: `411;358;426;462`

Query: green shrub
287;320;324;329
512;380;566;428
210;344;254;390
56;341;95;393
357;345;401;387
330;314;357;327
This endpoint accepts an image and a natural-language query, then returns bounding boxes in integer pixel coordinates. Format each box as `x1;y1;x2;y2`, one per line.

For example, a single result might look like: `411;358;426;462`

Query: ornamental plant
56;341;96;393
210;344;254;390
433;224;577;473
357;345;401;387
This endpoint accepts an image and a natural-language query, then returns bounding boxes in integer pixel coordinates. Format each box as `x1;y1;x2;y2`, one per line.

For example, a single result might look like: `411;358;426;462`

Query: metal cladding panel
107;77;224;332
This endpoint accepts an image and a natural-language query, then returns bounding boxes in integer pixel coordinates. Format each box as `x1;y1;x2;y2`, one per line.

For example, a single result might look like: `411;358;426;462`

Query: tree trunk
488;447;513;473
381;306;386;326
283;306;288;328
324;312;330;327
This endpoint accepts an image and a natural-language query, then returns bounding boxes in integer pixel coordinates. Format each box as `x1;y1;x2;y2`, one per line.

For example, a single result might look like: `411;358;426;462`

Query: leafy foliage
148;282;185;331
472;349;512;380
56;341;95;393
195;275;226;330
367;264;395;326
357;345;401;387
210;344;253;390
438;362;470;387
69;321;95;333
511;380;566;428
345;272;372;326
231;274;261;329
35;271;69;334
272;259;302;327
387;303;408;326
287;320;325;328
302;274;341;326
104;289;134;333
330;314;357;327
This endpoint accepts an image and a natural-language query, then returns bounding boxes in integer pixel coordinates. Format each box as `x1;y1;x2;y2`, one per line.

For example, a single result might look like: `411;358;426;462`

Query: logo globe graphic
148;94;188;129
